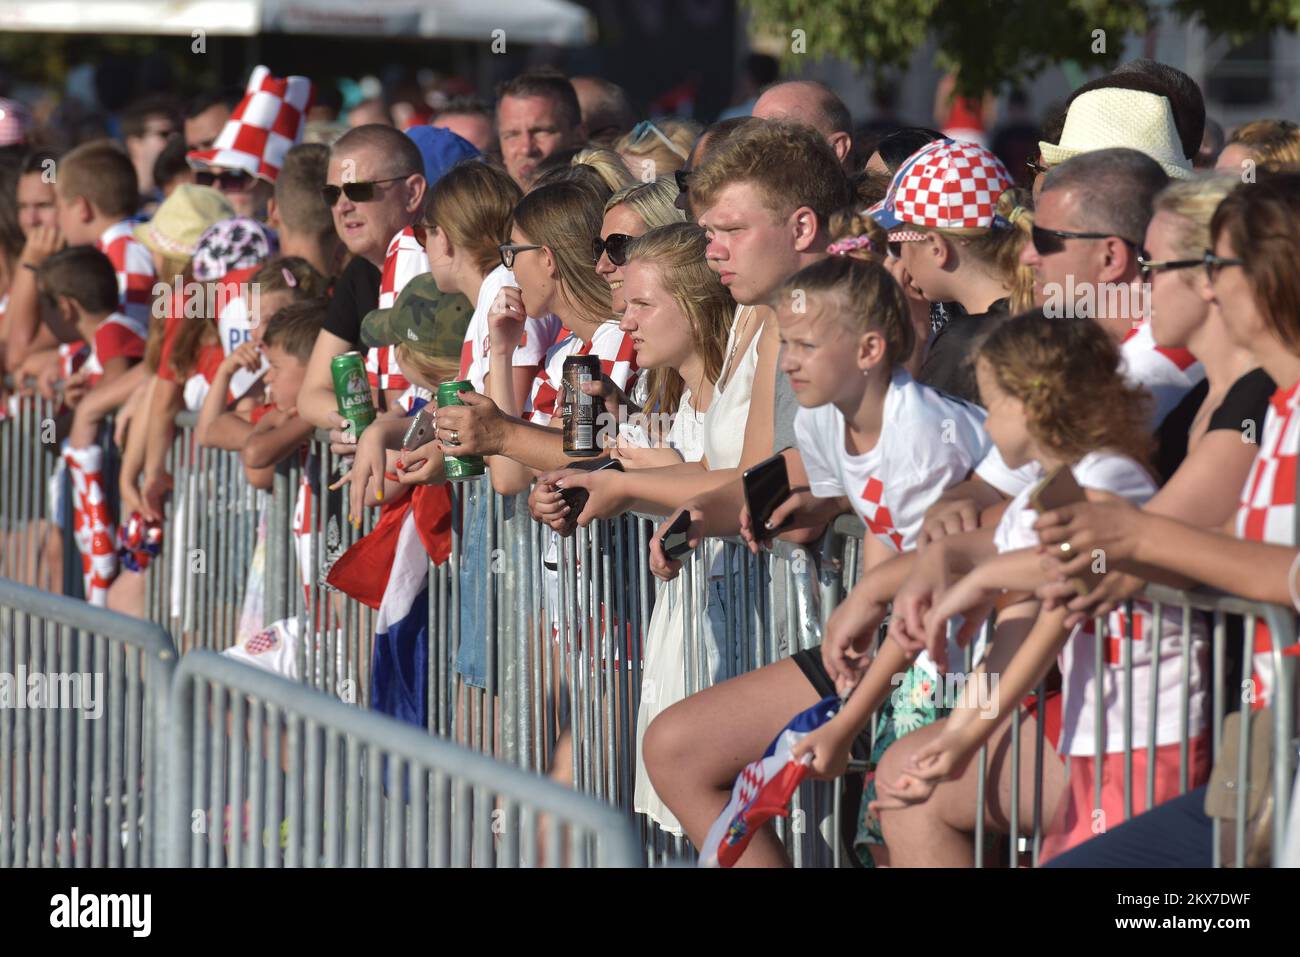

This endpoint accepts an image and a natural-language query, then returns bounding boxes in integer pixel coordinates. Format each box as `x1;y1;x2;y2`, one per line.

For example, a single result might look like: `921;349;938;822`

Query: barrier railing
0;390;61;593
0;577;177;867
168;650;641;867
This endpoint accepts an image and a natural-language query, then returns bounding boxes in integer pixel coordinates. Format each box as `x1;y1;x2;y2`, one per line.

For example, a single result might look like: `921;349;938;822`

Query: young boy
37;245;149;604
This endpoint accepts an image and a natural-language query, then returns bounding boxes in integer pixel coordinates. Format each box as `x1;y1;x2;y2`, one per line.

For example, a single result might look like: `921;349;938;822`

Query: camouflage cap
360;273;473;360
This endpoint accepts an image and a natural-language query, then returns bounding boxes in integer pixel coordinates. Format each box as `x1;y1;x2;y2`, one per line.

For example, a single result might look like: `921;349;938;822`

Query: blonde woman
1215;119;1300;174
617;118;701;180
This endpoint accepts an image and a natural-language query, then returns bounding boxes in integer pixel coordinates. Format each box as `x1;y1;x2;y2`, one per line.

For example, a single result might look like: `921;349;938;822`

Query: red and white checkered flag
187;65;313;184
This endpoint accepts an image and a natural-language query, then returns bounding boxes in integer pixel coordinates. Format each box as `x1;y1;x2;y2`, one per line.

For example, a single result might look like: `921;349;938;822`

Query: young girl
532;222;730;823
869;137;1033;404
824;312;1211;866
641;256;993;866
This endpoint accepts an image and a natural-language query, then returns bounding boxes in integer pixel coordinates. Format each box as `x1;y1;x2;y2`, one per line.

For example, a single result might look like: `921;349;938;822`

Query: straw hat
133;184;236;259
1038;88;1193;180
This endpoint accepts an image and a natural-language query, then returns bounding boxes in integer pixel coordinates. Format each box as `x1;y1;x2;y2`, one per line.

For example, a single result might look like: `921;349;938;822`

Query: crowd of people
1;54;1298;869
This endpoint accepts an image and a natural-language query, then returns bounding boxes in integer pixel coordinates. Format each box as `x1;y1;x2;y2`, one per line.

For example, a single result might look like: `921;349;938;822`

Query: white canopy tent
0;0;595;45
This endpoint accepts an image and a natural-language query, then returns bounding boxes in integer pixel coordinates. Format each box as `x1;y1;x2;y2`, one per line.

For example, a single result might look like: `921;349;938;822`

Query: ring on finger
1059;541;1073;555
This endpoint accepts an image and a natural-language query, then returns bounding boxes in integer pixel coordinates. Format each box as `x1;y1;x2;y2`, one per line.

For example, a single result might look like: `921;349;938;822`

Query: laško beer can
436;380;487;479
561;354;602;457
331;352;376;438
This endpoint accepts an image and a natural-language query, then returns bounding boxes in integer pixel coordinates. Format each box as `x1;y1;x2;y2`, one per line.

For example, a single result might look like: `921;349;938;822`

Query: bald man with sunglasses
298;124;427;433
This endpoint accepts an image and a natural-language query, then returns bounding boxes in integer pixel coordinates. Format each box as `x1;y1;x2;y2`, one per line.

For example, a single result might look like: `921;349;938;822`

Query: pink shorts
1040;732;1212;862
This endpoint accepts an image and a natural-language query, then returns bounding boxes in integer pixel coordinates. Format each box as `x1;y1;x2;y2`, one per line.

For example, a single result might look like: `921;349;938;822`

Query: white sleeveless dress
634;307;762;834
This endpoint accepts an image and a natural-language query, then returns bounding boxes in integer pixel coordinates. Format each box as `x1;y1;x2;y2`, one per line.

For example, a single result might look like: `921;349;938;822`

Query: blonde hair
1151;174;1238;269
604;177;685;231
827;205;887;263
623;222;732;415
906;189;1036;314
570;147;636;192
512;180;613;326
424;161;522;275
781;256;915;366
395;345;461;391
1227;120;1300;172
616;119;701;177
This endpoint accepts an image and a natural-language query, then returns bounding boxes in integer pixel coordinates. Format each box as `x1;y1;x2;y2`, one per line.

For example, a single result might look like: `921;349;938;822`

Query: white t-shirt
976;321;1206;497
795;369;990;550
992;450;1208;755
458;264;563;394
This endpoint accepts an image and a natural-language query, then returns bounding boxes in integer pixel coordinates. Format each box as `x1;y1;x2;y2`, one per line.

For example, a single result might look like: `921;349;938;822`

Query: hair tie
827;235;876;256
281;266;297;288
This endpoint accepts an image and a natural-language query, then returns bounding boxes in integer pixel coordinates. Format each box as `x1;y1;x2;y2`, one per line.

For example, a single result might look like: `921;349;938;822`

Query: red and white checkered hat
870;138;1014;233
187;66;313;184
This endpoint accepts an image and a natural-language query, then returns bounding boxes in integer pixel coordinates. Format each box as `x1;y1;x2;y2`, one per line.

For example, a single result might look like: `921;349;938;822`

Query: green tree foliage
743;0;1300;94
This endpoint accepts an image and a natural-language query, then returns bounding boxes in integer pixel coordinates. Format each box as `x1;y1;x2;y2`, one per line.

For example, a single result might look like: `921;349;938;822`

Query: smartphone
558;457;624;514
660;509;694;560
742;453;792;542
1029;465;1102;596
402;408;437;452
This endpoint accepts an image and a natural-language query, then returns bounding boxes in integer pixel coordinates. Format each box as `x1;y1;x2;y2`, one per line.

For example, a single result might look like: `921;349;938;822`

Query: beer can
331;352;376;438
436;380;487;479
562;354;602;456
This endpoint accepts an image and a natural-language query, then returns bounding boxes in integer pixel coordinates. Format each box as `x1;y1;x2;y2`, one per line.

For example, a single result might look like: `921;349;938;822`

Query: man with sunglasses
299;124;428;432
921;147;1206;543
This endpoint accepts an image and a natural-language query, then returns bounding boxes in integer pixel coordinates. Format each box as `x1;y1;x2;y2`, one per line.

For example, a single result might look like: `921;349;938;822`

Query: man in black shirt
299;124;427;429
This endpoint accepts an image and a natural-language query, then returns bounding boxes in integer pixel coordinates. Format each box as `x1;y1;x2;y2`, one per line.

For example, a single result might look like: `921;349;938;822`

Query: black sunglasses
320;174;416;208
593;233;634;266
1031;224;1138;256
196;169;254;191
499;242;542;270
1137;249;1205;283
1203;250;1246;283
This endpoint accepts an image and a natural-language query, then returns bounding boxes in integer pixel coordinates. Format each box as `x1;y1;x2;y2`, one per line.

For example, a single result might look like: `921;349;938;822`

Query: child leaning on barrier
796;311;1210;866
195;255;328;451
36;245;148;605
640;254;994;867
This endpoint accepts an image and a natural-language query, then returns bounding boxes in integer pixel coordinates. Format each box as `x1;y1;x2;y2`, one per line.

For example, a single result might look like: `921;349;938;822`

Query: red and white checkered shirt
366;227;428;394
1235;378;1300;708
528;322;639;427
96;220;157;329
82;311;148;386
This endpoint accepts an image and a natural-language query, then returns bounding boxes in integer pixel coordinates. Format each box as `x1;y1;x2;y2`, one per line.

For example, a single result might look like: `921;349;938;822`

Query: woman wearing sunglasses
595;177;686;317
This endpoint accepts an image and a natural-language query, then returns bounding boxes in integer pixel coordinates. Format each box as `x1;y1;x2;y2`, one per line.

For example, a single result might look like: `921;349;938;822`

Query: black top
917;298;1010;405
1208;367;1276;437
1153;367;1276;484
322;257;383;349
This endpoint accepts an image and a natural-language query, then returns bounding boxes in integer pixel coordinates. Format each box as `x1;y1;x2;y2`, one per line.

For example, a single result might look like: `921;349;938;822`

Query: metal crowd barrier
168;651;640;866
0;390;61;593
139;414;1300;868
0;577;176;867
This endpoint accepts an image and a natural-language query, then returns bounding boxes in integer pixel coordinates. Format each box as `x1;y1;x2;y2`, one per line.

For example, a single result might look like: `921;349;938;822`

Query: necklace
722;305;755;390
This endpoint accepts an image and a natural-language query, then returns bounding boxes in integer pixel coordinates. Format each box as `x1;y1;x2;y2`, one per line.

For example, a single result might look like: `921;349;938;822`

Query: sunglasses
499;242;542;270
1137;249;1205;283
196;169;254;191
320;174;415;208
1203;250;1246;283
1030;224;1138;256
1026;158;1050;177
593;233;634;266
627;120;689;160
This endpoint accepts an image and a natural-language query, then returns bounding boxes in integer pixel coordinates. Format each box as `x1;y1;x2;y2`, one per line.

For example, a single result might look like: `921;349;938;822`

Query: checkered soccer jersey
96;219;156;329
1234;378;1300;708
992;451;1208;755
82;312;147;386
527;322;639;427
367;226;428;394
457;264;562;394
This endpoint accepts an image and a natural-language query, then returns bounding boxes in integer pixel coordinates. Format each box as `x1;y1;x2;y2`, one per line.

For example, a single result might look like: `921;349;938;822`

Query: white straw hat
1039;87;1193;180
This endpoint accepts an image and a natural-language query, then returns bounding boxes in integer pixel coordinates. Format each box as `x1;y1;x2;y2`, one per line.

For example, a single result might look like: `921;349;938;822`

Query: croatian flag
327;484;451;728
699;695;840;868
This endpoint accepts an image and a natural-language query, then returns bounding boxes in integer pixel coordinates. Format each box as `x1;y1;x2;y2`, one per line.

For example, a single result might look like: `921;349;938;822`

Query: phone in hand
1029;465;1102;596
743;453;792;542
402;408;437;452
661;508;694;560
558;457;624;515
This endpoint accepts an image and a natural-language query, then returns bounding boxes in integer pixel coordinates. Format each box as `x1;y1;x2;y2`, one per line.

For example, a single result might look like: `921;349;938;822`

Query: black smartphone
661;508;694;560
558;457;624;514
742;453;792;542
